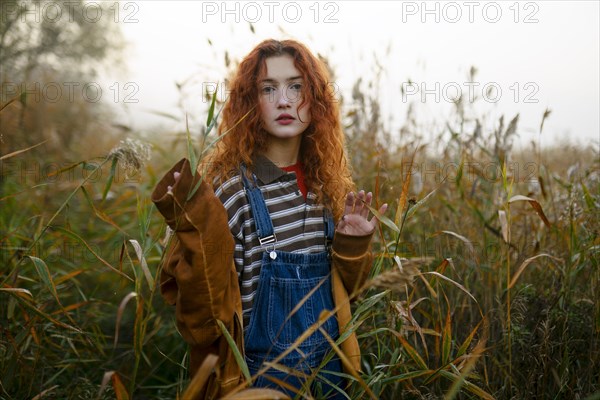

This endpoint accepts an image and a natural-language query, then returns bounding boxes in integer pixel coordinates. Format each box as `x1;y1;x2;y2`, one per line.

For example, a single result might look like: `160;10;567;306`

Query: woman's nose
276;89;291;108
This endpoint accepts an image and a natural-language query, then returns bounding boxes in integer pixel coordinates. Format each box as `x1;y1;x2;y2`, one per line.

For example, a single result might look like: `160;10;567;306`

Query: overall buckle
259;234;277;246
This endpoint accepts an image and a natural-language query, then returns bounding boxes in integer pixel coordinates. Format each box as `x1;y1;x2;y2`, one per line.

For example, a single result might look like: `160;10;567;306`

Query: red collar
281;162;307;199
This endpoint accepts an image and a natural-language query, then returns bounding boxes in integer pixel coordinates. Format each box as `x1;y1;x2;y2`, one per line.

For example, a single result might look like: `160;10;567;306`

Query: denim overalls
240;166;346;399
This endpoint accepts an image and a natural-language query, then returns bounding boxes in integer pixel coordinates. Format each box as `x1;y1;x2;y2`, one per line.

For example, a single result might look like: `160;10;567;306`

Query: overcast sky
101;0;599;149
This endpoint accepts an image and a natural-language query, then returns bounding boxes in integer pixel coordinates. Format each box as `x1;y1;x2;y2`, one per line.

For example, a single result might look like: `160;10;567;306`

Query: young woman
152;39;387;399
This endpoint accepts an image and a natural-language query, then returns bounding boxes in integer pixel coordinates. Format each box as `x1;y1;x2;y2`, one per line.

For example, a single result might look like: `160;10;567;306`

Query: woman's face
258;54;311;142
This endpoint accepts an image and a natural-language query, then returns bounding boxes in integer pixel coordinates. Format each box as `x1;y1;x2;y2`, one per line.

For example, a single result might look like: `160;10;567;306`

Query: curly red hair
205;39;354;220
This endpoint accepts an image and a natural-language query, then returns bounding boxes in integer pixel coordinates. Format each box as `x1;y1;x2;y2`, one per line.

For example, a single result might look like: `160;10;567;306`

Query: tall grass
1;65;599;400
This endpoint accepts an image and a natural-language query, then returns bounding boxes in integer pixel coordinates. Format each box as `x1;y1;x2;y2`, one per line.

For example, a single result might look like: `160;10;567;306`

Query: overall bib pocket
267;274;338;352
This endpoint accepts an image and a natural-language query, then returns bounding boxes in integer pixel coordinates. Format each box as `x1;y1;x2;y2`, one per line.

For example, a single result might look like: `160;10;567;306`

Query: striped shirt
213;155;332;328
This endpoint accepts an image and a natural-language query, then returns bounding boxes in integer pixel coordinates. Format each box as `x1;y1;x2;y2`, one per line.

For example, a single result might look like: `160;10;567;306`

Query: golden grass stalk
222;388;291;400
319;325;378;400
128;239;155;290
114;292;138;349
0;140;48;161
508;194;551;228
181;354;219;400
97;371;129;400
365;261;419;292
30;385;59;400
508;253;562;289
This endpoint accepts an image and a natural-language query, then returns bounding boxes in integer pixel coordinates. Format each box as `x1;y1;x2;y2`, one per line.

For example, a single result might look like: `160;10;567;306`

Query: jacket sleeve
330;230;375;297
152;158;237;348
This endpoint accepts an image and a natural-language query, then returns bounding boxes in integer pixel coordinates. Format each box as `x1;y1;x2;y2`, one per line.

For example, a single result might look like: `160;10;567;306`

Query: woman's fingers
350;190;373;218
338;189;390;234
353;191;362;214
361;191;372;219
343;189;389;217
167;171;182;195
343;191;355;215
380;203;389;215
371;203;389;222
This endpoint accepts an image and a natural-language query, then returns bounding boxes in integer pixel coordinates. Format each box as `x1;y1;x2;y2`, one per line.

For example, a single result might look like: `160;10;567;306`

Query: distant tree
0;0;125;151
1;0;123;78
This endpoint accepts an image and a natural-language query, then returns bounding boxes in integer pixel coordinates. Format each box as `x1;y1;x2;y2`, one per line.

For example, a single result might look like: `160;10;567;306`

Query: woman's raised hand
336;190;388;236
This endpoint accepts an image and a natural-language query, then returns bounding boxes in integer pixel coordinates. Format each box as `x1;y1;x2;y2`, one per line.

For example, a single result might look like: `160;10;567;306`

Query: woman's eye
290;83;302;91
261;86;275;94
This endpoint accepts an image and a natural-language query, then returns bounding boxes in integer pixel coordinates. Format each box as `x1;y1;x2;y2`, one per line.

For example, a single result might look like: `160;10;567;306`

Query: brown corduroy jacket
152;158;374;399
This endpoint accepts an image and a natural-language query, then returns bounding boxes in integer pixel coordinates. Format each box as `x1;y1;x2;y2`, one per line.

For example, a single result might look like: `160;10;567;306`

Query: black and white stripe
212;156;330;328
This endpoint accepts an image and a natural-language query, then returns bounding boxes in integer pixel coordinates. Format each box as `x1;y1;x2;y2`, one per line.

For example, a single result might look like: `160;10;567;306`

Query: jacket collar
251;154;288;184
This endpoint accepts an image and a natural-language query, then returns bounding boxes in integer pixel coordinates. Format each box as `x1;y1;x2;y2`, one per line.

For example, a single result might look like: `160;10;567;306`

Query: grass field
1;84;599;399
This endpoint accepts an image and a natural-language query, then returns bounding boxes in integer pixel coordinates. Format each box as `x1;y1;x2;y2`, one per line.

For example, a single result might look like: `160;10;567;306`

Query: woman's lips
276;114;295;125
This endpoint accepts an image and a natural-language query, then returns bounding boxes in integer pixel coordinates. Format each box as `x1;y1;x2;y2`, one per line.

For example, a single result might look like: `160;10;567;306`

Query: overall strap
241;163;335;248
323;209;335;244
240;164;276;246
